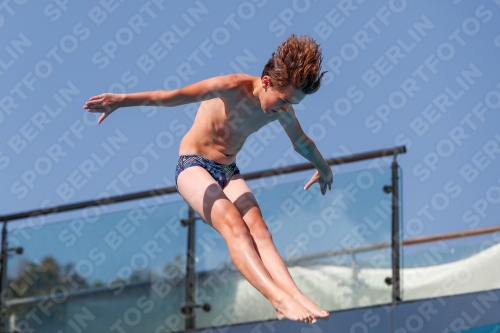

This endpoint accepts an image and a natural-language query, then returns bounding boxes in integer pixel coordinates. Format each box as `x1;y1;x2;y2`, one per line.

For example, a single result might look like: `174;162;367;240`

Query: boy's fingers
85;102;101;108
304;179;315;190
85;106;105;112
98;113;107;124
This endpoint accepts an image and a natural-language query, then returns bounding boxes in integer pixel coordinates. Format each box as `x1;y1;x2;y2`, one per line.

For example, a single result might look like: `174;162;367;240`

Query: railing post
0;222;8;332
391;155;402;303
180;207;211;329
184;206;196;330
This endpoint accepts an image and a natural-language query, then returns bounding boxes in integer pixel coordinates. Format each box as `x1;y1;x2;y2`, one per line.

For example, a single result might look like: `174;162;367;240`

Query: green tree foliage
8;256;87;299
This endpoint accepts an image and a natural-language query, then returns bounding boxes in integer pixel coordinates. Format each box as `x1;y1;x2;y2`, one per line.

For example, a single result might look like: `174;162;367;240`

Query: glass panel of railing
5;197;189;333
191;166;394;329
401;232;500;301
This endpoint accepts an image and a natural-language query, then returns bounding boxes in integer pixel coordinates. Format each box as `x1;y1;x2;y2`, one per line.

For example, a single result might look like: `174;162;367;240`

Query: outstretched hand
83;93;123;124
304;169;333;196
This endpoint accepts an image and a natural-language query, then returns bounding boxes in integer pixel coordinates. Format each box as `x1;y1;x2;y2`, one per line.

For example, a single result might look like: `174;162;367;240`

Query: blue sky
1;0;500;282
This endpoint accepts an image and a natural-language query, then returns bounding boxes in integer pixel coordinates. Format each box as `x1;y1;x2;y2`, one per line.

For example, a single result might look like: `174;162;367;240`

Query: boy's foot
293;293;330;320
273;294;317;323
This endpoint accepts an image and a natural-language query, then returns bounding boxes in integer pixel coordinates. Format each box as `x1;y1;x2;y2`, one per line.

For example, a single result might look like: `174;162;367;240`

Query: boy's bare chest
202;97;278;138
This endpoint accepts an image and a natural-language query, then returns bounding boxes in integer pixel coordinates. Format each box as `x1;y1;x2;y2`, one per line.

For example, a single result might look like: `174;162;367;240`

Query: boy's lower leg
217;217;318;323
250;230;330;320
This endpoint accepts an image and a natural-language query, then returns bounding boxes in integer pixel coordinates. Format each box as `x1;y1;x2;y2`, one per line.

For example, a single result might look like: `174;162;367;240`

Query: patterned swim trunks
175;155;240;189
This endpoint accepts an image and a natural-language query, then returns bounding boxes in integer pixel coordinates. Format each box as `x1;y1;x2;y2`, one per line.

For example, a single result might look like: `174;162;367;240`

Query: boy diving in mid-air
84;34;333;323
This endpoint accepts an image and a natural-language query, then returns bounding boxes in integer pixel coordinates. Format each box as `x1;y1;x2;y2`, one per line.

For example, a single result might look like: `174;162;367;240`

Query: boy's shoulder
212;73;257;97
221;73;256;86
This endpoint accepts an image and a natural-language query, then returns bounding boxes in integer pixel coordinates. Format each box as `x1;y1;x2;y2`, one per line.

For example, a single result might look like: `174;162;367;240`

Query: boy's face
260;76;305;115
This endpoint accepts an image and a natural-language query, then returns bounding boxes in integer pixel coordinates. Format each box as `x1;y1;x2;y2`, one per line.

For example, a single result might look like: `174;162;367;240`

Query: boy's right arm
83;75;234;124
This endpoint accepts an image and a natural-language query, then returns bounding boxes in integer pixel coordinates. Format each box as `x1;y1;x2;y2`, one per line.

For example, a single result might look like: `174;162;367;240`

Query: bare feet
293;293;330;320
273;294;317;323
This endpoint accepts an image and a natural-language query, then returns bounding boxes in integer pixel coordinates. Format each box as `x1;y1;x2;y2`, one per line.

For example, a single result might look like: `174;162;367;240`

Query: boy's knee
224;214;250;239
249;219;272;242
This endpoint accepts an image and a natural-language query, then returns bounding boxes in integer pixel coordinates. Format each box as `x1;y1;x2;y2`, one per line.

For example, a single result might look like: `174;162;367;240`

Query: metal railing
0;145;406;331
6;225;499;307
286;224;500;304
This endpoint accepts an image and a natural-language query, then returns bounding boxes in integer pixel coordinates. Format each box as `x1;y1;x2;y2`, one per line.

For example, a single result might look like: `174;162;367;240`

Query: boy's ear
262;75;271;90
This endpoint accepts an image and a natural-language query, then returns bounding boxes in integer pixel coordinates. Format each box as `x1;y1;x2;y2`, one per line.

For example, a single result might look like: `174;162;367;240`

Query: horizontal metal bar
0;146;406;222
403;224;500;246
286;242;392;265
287;224;500;264
243;145;406;181
0;187;178;222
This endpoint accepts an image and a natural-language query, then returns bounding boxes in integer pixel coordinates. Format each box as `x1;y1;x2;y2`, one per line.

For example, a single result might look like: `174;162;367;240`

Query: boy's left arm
278;107;333;195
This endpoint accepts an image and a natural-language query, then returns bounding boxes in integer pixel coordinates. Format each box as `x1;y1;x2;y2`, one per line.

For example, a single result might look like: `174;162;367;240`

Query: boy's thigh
176;166;240;227
223;174;262;220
